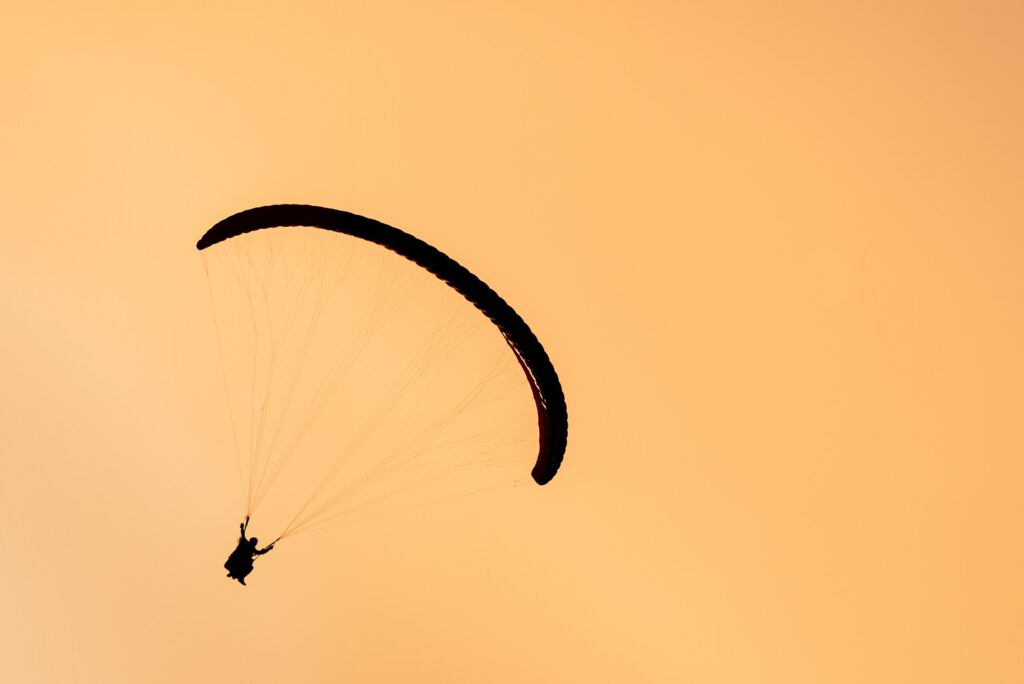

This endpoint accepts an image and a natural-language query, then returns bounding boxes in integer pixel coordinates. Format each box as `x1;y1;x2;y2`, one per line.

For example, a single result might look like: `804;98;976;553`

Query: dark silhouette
224;516;274;586
197;204;568;485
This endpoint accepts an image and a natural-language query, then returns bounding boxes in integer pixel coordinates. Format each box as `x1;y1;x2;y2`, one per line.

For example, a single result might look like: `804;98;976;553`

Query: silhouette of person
224;515;274;586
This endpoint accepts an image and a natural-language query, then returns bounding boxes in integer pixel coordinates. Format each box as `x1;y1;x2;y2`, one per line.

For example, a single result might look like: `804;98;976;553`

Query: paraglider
200;204;569;576
224;516;275;586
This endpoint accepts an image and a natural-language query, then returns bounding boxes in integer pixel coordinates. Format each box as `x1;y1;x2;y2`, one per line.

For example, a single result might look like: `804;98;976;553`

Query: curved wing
197;204;568;485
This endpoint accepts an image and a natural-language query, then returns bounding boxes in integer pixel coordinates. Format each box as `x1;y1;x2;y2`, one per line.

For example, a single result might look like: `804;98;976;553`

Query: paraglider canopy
198;204;568;485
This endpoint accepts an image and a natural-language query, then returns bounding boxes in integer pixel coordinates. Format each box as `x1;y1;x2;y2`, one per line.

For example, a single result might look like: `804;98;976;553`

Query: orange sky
2;2;1023;682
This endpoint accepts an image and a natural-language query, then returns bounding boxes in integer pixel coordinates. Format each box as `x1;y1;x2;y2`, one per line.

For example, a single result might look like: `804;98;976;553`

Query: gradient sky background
2;2;1023;682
